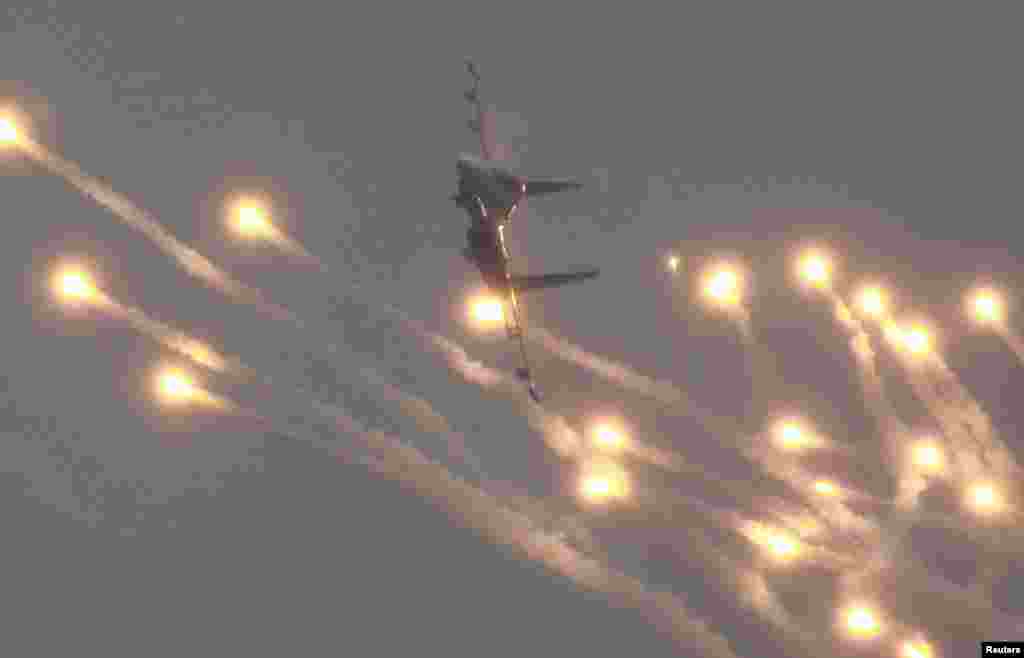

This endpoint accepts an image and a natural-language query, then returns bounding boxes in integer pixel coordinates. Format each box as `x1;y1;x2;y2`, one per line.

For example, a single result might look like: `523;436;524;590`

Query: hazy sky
2;3;1022;657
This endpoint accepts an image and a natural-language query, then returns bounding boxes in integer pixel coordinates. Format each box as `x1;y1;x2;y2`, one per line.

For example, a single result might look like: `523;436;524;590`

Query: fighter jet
453;60;599;402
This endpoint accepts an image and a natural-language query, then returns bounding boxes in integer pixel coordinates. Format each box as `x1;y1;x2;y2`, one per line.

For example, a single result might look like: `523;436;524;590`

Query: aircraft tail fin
464;60;502;161
510;268;599;292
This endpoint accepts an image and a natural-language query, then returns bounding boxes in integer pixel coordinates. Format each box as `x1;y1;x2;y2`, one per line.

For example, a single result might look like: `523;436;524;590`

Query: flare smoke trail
380;301;842;634
85;270;494;484
292;402;745;658
997;325;1024;365
358;366;487;478
213;216;693;473
24;138;501;479
824;291;918;504
528;327;696;407
631;487;844;658
738;286;1024;650
734;308;755;347
104;301;240;375
404;312;776;505
736;305;886;548
819;292;1024;652
20;139;298;324
521;325;829;523
526;327;747;441
270;232;323;269
895;349;1017;484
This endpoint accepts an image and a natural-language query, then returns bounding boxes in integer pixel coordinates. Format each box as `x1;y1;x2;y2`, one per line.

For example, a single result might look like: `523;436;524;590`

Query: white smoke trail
300;401;746;658
21;139;299;324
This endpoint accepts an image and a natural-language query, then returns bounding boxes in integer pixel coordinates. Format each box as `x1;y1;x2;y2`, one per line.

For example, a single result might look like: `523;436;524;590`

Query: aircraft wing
510;269;600;292
523;178;583;198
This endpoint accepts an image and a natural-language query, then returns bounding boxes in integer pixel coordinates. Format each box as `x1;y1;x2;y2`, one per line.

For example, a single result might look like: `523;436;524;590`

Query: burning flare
467;294;504;329
231;200;277;239
855;284;887;319
589;419;629;454
968;288;1004;326
0;117;18;143
156;367;197;404
51;265;104;306
842;604;881;638
700;263;742;308
578;459;631;504
796;248;832;290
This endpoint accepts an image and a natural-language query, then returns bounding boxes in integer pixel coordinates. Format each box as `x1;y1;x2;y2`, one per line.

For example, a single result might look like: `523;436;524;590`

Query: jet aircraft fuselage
452;61;597;402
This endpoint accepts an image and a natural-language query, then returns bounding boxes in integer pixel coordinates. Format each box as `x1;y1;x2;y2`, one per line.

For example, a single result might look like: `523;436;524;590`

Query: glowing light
796;249;832;289
904;325;932;356
911;440;944;473
581;475;612;500
230;201;276;239
0;117;17;143
700;264;742;308
843;605;881;638
468;295;504;328
766;533;798;560
176;338;226;372
774;418;811;450
667;254;679;272
578;460;630;504
156;367;196;404
901;640;933;658
855;284;887;318
795;516;822;538
969;288;1004;325
745;522;801;562
966;482;1001;514
883;323;907;348
52;266;100;304
813;479;839;497
590;421;628;454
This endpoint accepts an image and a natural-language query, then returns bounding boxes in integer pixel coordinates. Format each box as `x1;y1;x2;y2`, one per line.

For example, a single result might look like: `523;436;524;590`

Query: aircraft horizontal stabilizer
510;269;599;292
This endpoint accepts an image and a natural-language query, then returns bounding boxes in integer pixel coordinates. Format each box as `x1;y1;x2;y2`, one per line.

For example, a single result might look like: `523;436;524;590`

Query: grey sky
2;3;1022;657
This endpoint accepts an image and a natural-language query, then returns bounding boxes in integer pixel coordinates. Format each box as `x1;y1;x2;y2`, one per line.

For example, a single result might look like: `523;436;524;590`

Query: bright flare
0;117;17;143
796;249;832;289
231;202;276;239
176;338;227;372
883;323;907;349
591;421;628;454
578;460;630;504
667;254;679;272
701;264;742;308
904;325;932;356
902;640;933;658
855;284;887;318
911;440;944;473
156;367;196;404
969;288;1003;325
813;479;839;497
468;295;504;328
766;533;798;560
581;475;612;500
843;605;881;638
745;523;801;562
966;482;1001;514
52;266;100;304
774;418;811;450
